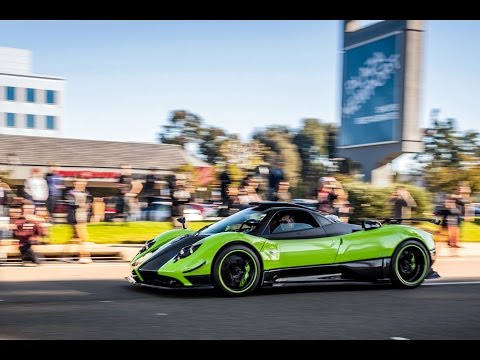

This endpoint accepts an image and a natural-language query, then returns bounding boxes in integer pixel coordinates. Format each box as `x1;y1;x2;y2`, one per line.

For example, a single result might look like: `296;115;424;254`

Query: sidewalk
2;240;480;263
435;241;480;257
0;240;138;262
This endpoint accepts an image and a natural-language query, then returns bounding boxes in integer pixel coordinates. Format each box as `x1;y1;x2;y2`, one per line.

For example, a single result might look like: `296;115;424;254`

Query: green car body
127;202;436;296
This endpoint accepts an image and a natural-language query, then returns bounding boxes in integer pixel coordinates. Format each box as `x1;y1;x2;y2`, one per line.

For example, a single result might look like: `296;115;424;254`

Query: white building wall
0;47;65;137
0;47;31;75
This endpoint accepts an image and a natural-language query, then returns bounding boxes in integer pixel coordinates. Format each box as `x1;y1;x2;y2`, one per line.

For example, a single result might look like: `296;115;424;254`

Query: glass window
269;211;319;234
46;90;55;104
6;87;15;101
6;113;16;127
27;114;35;128
199;207;267;235
46;115;55;130
26;88;35;103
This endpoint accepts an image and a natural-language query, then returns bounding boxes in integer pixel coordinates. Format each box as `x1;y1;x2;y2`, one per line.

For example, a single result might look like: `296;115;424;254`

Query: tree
423;109;461;167
253;127;301;188
217;138;269;171
197;126;235;164
420;109;480;194
158;110;202;148
293;119;327;197
325;123;338;159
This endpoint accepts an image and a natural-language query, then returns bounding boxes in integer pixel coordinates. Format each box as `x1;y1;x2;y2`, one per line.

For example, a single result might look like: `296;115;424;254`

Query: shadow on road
125;280;394;299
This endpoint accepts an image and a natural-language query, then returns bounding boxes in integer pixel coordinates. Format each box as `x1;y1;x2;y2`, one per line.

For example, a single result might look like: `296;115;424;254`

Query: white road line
1;290;91;296
423;281;480;286
390;337;410;340
99;300;113;303
156;313;168;316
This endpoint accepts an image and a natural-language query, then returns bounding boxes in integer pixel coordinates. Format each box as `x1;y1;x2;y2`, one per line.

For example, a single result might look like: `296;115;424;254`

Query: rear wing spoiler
380;218;441;225
362;217;441;230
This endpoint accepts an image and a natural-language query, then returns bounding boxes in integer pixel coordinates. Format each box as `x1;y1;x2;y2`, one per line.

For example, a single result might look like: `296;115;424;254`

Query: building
0;47;65;137
0;133;213;197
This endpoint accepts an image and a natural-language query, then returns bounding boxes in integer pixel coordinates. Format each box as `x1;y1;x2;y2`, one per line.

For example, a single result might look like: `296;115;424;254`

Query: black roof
249;201;318;212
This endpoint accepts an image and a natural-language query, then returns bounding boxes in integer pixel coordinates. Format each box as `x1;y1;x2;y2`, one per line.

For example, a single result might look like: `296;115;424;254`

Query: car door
262;210;341;268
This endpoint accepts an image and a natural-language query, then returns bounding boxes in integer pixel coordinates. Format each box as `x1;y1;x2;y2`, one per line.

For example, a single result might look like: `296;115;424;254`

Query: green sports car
126;202;437;296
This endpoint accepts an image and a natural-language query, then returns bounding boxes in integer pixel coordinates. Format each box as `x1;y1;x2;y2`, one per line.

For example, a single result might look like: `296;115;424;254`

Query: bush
343;182;433;224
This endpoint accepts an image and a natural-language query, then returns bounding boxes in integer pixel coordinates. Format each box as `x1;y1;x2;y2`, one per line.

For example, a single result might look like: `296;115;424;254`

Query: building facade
0;47;65;137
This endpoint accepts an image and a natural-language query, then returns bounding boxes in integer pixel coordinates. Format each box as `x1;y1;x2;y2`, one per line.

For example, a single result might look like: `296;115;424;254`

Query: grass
46;219;480;244
413;221;480;242
47;221;214;244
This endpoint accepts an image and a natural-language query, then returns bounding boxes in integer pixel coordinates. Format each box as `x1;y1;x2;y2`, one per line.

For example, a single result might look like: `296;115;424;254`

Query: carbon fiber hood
139;234;209;271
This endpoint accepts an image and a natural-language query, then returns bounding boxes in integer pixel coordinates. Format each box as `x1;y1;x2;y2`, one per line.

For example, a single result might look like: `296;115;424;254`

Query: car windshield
199;207;267;235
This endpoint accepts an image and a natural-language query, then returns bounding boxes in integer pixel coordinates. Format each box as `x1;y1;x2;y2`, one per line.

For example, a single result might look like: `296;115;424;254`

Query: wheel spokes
397;246;425;283
221;253;254;290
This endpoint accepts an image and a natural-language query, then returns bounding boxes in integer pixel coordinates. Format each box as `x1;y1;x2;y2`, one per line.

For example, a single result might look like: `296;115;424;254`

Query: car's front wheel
212;245;261;296
390;239;431;288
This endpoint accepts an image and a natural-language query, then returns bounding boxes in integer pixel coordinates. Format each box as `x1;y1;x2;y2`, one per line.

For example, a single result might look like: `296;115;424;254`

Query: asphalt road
1;259;480;340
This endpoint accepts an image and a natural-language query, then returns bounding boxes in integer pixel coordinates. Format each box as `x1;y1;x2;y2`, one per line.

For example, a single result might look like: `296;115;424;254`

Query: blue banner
340;33;401;147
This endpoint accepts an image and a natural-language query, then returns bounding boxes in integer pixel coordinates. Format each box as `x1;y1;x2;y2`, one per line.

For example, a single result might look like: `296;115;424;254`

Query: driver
277;214;295;232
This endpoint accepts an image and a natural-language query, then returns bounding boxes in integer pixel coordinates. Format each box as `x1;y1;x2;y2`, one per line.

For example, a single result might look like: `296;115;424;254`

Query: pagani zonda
126;202;436;296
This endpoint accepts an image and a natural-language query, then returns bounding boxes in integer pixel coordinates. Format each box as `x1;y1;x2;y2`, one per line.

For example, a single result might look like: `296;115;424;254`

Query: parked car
140;201;171;222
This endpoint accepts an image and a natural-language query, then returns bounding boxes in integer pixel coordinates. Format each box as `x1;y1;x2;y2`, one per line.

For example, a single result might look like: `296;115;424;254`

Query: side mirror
177;217;187;229
362;219;382;230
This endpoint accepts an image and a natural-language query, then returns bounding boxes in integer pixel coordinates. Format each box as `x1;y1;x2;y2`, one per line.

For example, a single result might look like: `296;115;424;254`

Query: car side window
316;215;333;226
267;210;319;234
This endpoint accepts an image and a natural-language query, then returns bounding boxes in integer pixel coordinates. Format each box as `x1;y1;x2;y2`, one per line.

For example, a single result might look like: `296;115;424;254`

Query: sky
0;20;479;145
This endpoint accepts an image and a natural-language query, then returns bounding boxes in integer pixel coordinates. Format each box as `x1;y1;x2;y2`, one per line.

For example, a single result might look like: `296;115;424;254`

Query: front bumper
126;270;212;290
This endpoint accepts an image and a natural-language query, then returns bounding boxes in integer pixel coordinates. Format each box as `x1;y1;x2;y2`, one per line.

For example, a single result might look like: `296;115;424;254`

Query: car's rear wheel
213;245;261;296
390;240;431;288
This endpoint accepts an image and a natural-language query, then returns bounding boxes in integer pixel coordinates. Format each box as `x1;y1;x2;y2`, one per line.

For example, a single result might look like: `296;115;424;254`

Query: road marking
156;313;168;316
1;290;90;296
390;337;409;340
99;300;113;303
423;281;480;286
0;299;4;302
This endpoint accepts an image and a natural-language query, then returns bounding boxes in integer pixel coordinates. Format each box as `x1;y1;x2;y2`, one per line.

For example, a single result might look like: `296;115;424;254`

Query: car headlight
132;251;154;267
138;238;155;254
174;244;201;262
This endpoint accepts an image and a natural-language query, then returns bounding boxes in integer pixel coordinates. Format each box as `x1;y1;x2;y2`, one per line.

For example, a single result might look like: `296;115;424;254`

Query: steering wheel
238;219;260;232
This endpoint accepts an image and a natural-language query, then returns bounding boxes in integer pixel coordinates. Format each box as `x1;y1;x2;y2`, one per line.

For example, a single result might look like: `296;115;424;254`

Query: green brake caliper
239;262;251;287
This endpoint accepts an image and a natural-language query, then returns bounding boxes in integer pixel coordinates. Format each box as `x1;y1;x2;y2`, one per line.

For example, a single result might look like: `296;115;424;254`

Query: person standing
24;168;49;210
143;168;158;205
390;186;417;219
267;162;285;201
66;180;92;263
0;180;7;216
116;165;133;219
317;184;336;214
445;197;462;248
45;164;64;218
220;168;231;207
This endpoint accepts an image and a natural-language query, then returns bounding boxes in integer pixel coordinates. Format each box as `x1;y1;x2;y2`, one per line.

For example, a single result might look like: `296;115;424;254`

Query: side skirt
262;258;391;286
